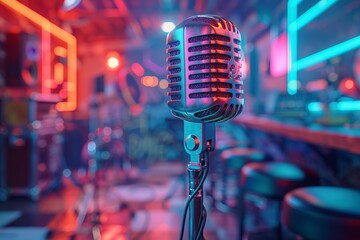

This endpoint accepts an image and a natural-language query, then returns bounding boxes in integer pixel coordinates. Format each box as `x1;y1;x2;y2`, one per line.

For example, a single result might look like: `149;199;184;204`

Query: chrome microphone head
166;14;244;123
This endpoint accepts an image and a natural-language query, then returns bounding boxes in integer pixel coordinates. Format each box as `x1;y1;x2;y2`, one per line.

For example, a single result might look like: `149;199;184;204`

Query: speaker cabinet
1;32;39;88
0;97;63;201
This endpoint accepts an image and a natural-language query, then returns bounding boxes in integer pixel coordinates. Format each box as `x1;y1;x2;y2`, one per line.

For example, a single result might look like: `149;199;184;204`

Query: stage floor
0;161;280;240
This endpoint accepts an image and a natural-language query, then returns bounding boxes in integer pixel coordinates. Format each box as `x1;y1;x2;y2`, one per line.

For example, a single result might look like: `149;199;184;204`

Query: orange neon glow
59;89;68;99
54;46;68;58
0;0;77;111
54;62;65;84
41;28;51;95
44;79;53;89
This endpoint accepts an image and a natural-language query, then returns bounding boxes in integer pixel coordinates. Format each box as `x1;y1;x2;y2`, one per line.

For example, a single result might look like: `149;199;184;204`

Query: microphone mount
184;122;215;166
183;122;215;240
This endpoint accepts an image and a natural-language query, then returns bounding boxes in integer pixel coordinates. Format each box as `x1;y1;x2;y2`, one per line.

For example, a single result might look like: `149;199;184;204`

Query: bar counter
235;115;360;155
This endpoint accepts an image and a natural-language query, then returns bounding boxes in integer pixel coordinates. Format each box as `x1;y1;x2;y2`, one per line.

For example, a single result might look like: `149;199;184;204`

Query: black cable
196;207;207;240
195;151;210;240
179;164;209;240
195;160;209;240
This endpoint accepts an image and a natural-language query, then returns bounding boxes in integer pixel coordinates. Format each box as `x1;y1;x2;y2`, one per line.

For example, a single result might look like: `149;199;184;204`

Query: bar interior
0;0;360;239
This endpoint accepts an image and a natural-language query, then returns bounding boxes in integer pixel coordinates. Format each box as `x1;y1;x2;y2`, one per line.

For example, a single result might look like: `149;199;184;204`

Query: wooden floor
0;161;282;240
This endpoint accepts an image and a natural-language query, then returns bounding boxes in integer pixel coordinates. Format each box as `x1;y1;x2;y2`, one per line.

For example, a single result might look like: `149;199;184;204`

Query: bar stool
208;139;242;208
238;162;318;240
282;186;360;240
219;148;265;211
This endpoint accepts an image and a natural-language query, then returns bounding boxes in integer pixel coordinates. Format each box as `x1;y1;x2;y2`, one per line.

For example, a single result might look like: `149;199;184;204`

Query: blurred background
0;0;359;239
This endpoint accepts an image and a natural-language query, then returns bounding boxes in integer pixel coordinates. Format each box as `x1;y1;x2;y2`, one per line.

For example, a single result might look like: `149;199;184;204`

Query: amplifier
0;95;63;201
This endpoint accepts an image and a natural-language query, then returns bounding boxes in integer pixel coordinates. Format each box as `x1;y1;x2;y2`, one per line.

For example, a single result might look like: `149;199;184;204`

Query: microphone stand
183;121;215;240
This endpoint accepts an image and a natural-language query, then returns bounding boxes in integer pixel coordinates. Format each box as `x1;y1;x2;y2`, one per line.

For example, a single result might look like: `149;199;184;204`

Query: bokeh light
131;62;145;77
106;51;121;71
344;78;355;90
141;76;159;87
161;22;175;33
159;79;168;89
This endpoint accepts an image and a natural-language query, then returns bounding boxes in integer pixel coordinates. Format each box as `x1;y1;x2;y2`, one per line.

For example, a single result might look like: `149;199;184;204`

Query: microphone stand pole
184;121;215;240
89;93;102;240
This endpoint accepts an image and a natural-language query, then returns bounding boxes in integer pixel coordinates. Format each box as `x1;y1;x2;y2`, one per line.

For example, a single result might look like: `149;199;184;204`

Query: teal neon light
295;0;337;31
307;102;323;112
308;101;360;112
286;0;356;95
291;0;303;6
332;101;360;111
287;0;298;95
297;35;360;71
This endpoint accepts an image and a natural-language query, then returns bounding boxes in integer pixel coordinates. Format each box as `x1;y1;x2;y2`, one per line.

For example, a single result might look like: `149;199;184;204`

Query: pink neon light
270;33;288;77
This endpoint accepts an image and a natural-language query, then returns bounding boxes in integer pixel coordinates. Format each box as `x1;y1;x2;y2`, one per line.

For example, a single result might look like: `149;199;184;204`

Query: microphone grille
166;15;244;123
166;39;182;102
191;16;240;34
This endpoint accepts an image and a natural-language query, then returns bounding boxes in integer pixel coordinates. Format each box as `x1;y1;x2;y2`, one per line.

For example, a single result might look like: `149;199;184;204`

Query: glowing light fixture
161;22;175;33
339;77;358;97
107;57;120;70
106;51;121;71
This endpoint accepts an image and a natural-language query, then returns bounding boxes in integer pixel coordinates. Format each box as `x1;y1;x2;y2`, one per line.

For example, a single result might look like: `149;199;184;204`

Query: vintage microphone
165;15;244;239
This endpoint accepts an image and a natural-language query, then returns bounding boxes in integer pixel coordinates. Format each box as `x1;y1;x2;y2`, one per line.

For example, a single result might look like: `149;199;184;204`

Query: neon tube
1;0;77;111
296;0;337;31
287;0;339;95
297;35;360;71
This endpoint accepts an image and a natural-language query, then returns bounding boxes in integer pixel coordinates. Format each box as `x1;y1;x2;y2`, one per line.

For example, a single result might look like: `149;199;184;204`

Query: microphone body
166;15;244;123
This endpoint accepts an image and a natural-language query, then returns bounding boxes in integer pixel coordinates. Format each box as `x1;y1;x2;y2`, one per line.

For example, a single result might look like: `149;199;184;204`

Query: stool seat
216;139;242;151
221;148;265;160
282;186;360;240
221;148;264;168
216;148;265;213
240;162;317;198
